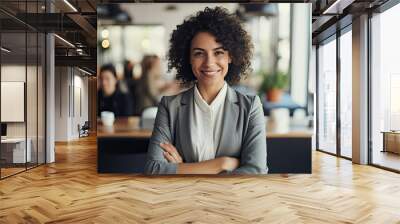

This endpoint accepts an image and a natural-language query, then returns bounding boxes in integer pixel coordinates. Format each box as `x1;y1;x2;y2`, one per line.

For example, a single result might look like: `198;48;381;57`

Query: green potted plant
259;71;288;102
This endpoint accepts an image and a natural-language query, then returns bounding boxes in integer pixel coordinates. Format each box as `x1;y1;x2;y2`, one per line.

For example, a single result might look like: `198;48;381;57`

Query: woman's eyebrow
191;47;224;51
213;47;224;51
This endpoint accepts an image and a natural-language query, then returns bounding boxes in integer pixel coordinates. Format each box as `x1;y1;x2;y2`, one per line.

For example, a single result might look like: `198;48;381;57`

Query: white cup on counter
268;108;290;133
101;111;115;126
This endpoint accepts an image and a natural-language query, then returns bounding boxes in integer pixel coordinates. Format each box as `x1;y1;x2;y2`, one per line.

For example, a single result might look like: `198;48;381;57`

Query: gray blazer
144;85;268;174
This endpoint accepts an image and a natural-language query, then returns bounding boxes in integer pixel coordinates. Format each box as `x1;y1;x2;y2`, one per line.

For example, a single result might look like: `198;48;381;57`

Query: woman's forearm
159;142;240;174
176;157;224;174
176;157;239;174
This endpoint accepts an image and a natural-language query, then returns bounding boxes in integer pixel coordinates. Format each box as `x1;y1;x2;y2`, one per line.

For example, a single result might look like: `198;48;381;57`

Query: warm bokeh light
101;29;109;39
102;39;110;49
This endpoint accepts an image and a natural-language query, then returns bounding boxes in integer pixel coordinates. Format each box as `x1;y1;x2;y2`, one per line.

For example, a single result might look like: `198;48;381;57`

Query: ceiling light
141;39;150;50
78;67;93;76
54;34;75;48
322;0;354;15
101;39;110;49
63;0;78;12
1;47;11;53
101;29;109;39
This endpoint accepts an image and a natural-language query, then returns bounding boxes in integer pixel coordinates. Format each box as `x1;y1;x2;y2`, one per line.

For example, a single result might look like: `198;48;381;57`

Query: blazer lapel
216;86;239;156
177;87;196;162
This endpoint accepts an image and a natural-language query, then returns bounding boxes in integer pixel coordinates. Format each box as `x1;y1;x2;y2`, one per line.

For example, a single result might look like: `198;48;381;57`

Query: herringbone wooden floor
1;136;400;224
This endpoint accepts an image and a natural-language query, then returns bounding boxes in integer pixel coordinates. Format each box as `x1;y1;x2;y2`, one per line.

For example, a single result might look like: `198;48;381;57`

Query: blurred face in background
141;56;161;80
149;58;161;80
149;58;162;96
100;70;117;96
141;55;162;97
190;32;232;88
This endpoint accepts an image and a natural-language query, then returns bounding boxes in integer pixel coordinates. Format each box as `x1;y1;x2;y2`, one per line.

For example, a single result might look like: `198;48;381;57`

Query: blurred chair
78;121;90;138
140;107;158;130
262;92;305;117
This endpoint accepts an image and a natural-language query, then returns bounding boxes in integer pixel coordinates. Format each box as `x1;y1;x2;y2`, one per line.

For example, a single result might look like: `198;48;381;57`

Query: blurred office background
97;3;312;132
0;0;97;179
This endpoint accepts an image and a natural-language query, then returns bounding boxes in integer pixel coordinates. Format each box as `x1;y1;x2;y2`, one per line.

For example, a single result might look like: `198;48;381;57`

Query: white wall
72;74;89;138
55;67;89;141
55;66;69;141
1;65;31;137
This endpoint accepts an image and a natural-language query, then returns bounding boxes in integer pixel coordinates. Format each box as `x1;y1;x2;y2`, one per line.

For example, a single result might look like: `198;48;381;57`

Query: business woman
144;7;267;174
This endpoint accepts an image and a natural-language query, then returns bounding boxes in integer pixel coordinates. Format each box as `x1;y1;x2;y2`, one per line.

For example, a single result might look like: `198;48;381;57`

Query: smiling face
190;32;232;88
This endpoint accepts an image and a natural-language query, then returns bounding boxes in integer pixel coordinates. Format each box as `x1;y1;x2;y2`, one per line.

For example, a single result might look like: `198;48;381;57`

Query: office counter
1;138;32;165
97;117;312;174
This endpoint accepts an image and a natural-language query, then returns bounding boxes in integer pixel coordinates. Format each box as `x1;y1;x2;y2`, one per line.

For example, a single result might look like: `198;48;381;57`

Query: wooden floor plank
0;136;400;223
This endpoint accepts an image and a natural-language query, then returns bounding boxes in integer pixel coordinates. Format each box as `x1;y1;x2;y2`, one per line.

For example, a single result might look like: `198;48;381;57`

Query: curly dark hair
168;6;253;86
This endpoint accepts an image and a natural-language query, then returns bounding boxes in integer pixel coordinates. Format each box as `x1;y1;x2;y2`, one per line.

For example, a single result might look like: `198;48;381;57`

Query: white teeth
202;70;220;75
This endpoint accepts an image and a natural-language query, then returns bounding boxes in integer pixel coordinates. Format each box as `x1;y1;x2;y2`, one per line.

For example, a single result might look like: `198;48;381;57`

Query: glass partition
0;11;28;177
317;37;337;155
339;29;352;158
0;0;46;179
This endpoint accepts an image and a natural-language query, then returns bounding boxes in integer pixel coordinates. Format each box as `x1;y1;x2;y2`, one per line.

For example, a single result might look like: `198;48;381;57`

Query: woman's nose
204;53;216;65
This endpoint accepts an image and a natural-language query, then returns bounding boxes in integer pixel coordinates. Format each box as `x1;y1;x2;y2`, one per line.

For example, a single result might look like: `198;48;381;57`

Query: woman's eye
193;52;203;57
215;51;225;56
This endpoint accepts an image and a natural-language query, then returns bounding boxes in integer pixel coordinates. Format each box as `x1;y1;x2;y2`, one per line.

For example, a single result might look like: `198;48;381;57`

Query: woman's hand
160;142;183;163
220;157;240;172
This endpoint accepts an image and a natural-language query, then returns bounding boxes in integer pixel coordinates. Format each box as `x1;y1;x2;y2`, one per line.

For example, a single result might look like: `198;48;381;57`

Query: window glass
317;37;337;154
339;29;352;158
371;3;400;171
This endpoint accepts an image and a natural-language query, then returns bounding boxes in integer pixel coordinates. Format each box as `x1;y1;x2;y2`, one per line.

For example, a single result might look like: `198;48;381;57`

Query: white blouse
191;82;228;162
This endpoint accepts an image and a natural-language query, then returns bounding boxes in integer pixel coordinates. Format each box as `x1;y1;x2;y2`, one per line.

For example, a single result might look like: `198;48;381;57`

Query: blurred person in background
119;60;137;112
98;64;134;117
133;55;164;115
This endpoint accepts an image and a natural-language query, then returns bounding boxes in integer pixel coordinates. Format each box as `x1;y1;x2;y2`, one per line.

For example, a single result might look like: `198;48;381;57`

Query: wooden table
97;117;313;174
97;117;313;138
382;131;400;154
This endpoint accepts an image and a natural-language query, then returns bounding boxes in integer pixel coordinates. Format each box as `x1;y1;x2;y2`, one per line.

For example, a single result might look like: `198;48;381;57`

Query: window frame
315;21;353;160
